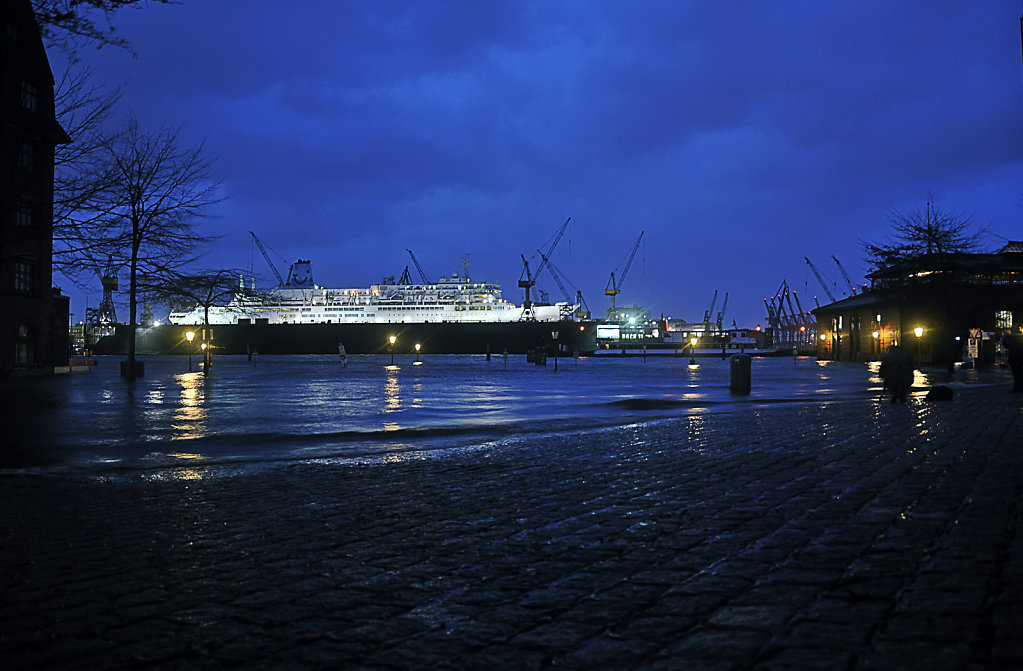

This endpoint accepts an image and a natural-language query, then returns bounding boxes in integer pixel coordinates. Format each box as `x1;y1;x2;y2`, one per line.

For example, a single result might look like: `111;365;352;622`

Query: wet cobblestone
2;384;1023;668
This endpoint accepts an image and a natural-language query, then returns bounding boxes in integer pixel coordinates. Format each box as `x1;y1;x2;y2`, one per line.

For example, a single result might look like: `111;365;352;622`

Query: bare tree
32;0;175;54
138;268;241;372
862;196;986;271
81;118;221;378
51;64;123;285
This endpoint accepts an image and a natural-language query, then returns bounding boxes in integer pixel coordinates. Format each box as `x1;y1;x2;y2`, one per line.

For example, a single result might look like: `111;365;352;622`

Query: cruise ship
92;260;595;356
167;260;572;326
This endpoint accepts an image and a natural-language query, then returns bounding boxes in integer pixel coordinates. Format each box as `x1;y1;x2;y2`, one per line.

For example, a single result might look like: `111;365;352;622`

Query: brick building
814;242;1023;365
1;0;70;374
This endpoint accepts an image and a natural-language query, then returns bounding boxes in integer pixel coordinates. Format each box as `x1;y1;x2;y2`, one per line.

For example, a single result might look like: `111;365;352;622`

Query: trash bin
730;354;750;395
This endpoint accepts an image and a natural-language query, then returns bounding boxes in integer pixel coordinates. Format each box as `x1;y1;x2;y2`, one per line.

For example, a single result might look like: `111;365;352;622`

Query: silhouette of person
880;344;914;403
1006;330;1023;392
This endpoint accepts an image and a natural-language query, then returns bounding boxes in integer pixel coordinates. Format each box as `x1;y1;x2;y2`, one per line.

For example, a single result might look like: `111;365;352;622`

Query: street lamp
185;330;195;372
689;336;698;365
914;326;924;364
388;334;396;364
200;341;209;373
415;342;421;363
551;330;559;371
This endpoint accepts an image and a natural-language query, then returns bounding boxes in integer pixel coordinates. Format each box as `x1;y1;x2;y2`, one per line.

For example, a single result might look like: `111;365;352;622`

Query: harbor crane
605;230;645;312
537;249;589;319
249;230;285;288
804;257;837;303
702;290;718;334
518;254;536;311
520;217;571;311
765;280;793;339
832;256;857;295
715;292;729;334
406;249;430;283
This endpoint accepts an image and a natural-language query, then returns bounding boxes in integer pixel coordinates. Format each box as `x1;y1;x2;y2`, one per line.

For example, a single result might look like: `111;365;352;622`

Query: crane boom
831;256;857;295
533;217;571;280
618;230;644;290
406;249;430;283
604;230;645;311
804;257;837;302
537;249;587;317
716;292;728;333
249;231;284;288
702;290;718;328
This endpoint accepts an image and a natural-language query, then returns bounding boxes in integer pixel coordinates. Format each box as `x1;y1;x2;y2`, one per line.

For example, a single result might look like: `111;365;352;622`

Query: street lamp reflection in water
185;330;195;372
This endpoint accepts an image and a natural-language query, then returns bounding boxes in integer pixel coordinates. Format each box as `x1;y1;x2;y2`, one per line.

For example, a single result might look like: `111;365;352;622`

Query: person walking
880;344;914;403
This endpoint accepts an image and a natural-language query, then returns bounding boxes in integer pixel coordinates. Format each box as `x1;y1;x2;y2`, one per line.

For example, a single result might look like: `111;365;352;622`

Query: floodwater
2;353;1009;478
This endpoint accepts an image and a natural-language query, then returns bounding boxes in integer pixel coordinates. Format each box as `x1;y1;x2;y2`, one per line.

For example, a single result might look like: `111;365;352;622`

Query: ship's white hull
169;302;567;325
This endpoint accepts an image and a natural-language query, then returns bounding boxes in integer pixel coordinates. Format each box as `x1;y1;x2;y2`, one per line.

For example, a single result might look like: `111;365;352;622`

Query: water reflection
384;366;401;413
165;451;207;480
173;372;208;440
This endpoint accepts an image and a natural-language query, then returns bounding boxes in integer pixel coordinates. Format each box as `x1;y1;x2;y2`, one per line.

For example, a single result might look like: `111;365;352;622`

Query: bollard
729;354;751;395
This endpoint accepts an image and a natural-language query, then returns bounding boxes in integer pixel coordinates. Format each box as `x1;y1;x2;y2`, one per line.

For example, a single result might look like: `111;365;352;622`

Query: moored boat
91;259;595;356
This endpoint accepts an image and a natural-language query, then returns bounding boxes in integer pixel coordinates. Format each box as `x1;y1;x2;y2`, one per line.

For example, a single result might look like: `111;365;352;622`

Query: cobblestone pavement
2;384;1023;669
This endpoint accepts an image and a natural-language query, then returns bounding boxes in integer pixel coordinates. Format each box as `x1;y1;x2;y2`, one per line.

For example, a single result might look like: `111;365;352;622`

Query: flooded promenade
2;359;1022;669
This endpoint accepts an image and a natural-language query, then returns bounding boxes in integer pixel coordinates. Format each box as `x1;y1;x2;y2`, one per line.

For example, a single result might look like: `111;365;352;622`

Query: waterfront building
1;1;70;374
814;242;1023;365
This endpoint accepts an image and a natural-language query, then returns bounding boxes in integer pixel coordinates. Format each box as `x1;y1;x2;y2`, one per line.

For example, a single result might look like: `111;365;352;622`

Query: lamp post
388;334;396;364
914;326;924;364
551;330;559;371
690;336;698;365
872;330;880;358
200;341;208;373
415;342;421;363
185;330;195;372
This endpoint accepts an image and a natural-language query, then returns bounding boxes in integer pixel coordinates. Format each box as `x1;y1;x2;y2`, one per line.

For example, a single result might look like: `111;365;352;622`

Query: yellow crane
604;230;644;313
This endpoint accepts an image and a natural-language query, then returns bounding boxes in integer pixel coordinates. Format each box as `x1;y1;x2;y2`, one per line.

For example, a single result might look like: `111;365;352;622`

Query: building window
21;81;37;111
16;202;33;227
995;310;1013;329
14;262;33;292
18;143;33;169
16;325;34;365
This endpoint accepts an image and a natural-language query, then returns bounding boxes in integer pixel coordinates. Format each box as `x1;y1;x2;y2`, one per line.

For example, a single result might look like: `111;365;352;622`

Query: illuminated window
995;310;1012;329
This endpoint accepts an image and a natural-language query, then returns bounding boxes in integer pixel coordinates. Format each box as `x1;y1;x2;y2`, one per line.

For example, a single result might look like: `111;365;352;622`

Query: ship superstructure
168;260;574;326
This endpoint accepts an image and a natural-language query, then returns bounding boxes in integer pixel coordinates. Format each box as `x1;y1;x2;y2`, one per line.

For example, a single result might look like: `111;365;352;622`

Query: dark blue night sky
52;1;1023;328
